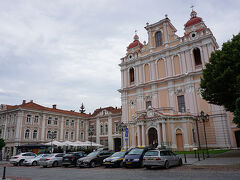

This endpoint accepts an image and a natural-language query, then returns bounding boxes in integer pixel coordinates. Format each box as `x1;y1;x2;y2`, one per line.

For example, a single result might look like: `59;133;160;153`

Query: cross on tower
135;30;137;35
191;5;194;11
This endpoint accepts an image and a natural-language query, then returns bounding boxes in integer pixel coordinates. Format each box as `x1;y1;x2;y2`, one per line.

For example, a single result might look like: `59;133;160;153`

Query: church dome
128;33;143;49
185;10;202;28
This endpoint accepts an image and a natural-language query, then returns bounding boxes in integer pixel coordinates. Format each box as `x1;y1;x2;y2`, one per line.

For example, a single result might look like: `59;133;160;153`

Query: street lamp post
88;127;94;151
49;131;56;154
197;111;210;158
118;122;127;150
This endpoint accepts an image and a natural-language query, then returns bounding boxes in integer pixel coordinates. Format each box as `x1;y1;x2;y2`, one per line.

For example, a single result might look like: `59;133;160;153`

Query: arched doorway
176;129;184;151
148;128;158;148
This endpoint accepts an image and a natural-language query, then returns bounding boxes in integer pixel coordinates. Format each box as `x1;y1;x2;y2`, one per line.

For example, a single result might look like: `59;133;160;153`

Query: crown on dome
190;10;197;18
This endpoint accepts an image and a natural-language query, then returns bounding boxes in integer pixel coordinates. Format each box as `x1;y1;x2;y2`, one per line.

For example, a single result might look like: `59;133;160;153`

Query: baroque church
119;10;239;150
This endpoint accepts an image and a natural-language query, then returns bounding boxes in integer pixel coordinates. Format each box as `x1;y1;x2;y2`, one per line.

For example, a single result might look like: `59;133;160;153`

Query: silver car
143;149;182;169
23;154;48;166
39;153;64;167
9;152;36;166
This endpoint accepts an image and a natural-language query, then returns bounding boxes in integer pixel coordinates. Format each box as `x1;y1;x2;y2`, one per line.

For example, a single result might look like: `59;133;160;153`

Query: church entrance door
176;129;184;151
148;128;158;148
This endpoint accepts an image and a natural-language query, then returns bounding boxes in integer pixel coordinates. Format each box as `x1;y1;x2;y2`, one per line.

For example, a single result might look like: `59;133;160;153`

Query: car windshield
128;148;144;155
144;151;159;156
87;151;99;157
111;151;125;157
36;154;47;158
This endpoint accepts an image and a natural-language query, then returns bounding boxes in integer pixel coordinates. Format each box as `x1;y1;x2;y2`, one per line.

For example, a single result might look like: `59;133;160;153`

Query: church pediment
133;107;166;122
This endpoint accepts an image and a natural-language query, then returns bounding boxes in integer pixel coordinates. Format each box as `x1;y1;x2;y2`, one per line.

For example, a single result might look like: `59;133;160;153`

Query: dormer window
155;31;163;47
129;67;135;83
193;48;202;65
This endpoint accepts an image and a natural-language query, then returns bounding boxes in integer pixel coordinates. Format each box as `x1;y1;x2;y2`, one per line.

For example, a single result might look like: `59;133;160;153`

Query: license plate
105;162;111;164
148;158;153;160
126;162;132;164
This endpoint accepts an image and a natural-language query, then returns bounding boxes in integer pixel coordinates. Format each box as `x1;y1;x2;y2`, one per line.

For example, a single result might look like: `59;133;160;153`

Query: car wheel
19;160;24;166
32;161;37;166
119;161;123;168
145;165;152;169
42;165;47;168
90;161;95;168
52;161;58;167
164;161;169;169
178;159;183;166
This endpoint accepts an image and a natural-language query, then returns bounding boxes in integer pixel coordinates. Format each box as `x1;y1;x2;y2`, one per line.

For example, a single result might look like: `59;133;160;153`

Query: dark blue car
123;147;148;168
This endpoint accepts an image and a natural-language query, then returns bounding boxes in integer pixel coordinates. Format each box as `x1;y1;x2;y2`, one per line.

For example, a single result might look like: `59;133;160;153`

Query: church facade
119;10;237;150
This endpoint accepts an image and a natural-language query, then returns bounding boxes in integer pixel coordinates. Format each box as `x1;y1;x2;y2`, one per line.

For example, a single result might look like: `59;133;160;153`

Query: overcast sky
0;0;239;113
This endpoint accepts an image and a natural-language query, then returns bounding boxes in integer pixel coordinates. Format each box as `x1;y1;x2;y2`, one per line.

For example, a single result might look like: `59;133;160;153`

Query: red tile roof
185;17;202;27
128;40;143;49
6;101;89;117
91;106;122;117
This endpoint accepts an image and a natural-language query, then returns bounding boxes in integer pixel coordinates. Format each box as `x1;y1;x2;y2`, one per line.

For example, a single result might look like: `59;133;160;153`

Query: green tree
79;103;86;113
200;32;240;126
233;97;240;128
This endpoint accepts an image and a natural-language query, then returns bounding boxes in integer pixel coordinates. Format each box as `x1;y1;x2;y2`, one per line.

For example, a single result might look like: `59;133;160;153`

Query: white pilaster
131;126;136;147
60;116;64;141
137;125;141;146
76;118;80;141
41;114;46;141
157;123;161;147
162;123;167;143
108;116;113;150
171;123;177;149
96;118;100;144
141;124;145;146
182;123;189;148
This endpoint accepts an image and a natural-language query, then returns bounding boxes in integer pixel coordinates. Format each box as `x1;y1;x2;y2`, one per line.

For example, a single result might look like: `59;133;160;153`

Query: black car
103;150;128;167
62;152;86;167
77;150;113;168
123;147;149;168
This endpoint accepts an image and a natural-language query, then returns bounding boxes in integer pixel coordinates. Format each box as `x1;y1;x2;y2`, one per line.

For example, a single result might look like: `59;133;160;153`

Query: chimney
22;100;26;104
52;104;56;109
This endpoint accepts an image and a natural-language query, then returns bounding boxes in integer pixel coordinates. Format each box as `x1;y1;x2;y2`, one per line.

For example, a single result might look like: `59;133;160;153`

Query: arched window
53;131;57;139
155;31;163;47
33;130;38;139
47;131;51;139
25;129;30;139
65;131;69;140
100;124;104;135
129;68;135;83
71;132;74;140
105;124;108;134
66;119;69;126
193;48;202;65
80;132;84;141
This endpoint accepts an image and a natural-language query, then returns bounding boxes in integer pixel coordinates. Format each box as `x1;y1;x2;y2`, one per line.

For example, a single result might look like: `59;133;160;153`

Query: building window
71;120;75;127
12;129;15;138
155;31;163;47
177;95;186;112
34;116;39;123
7;129;10;138
114;123;119;134
47;131;51;139
66;119;69;126
25;129;30;139
33;130;37;139
193;48;202;65
105;124;108;134
81;121;84;129
105;139;108;147
100;124;104;135
54;118;58;125
14;114;17;123
53;131;57;139
146;101;152;109
65;131;69;140
80;132;84;141
71;132;74;140
26;115;31;123
48;117;52;125
129;67;135;83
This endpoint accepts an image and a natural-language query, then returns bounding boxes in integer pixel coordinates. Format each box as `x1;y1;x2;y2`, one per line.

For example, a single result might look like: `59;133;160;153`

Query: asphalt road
1;166;240;180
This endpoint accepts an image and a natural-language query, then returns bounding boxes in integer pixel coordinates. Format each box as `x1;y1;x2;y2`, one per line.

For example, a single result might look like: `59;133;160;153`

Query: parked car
77;150;112;168
9;152;36;166
143;149;182;169
23;154;49;166
62;152;87;167
123;147;149;168
103;150;128;167
39;153;64;168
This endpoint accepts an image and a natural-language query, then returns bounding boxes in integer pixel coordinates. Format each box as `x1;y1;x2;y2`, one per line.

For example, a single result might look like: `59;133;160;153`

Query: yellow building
119;10;237;150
